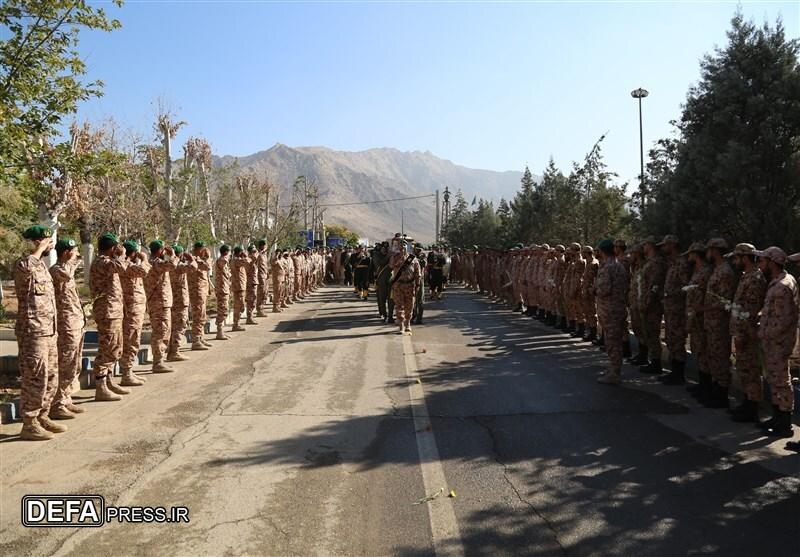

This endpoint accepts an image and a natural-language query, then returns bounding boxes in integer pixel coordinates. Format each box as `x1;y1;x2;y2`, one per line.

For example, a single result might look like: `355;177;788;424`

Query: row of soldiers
13;225;325;441
462;236;799;439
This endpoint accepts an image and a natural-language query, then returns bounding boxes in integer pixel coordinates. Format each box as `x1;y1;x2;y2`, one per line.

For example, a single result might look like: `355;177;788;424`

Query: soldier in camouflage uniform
683;242;713;399
568;243;586;337
245;244;260;324
49;238;86;419
390;241;422;334
580;245;599;342
755;247;798;437
626;244;647;364
16;226;62;440
230;246;248;331
637;236;668;374
271;248;286;313
659;235;691;384
613;239;632;357
215;244;232;339
188;241;212;350
727;243;767;422
256;240;270;317
91;233;133;399
702;238;737;408
144;240;178;373
168;244;196;362
120;240;151;387
596;240;628;385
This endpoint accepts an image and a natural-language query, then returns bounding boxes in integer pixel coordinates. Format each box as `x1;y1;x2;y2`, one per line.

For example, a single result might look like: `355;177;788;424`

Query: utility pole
442;186;451;229
435;189;440;244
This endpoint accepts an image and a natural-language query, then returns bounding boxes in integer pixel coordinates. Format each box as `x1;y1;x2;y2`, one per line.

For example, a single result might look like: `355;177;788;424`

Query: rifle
390;255;416;287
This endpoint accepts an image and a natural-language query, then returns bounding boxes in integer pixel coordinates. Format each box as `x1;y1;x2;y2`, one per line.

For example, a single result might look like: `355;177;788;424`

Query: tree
509;165;537;242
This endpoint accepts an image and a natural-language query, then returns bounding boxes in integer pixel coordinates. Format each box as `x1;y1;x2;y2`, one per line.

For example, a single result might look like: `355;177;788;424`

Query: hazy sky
76;0;799;187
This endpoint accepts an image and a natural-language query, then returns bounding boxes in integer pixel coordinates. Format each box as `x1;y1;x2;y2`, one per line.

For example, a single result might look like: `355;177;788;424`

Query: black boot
585;327;597;342
571;323;584;338
558;317;569;331
537;308;546;321
757;405;781;430
595;332;605;347
702;382;729;409
627;346;649;366
659;360;685;385
566;320;576;334
513;303;523;313
765;410;794;438
622;338;632;358
730;399;759;423
639;359;663;375
692;372;713;401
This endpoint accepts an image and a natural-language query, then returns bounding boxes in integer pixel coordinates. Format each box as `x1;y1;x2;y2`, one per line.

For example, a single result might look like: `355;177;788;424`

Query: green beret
598;239;615;251
257;239;267;248
123;240;139;253
98;232;119;250
219;244;231;254
22;225;53;240
233;245;244;254
149;239;164;252
172;244;184;254
55;238;77;252
247;243;256;251
193;241;205;249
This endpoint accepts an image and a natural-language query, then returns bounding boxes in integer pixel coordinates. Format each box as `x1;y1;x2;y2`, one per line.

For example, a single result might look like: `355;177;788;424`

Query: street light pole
630;87;649;206
401;208;405;236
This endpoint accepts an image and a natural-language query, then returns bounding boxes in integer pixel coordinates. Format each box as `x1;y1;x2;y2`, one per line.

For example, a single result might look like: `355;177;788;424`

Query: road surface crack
471;416;570;557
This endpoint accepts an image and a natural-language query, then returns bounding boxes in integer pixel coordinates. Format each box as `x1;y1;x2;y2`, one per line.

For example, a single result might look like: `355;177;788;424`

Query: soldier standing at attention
580;245;599;342
291;248;304;301
119;240;151;387
16;226;61;440
271;248;286;313
230;246;248;331
372;242;392;321
390;241;422;334
727;243;767;422
755;247;799;437
168;244;196;362
215;244;232;339
245;244;259;324
144;240;178;373
49;238;86;419
638;237;668;374
625;245;646;363
256;239;270;317
91;233;132;399
683;242;713;400
702;238;737;408
595;240;628;385
659;235;691;384
612;239;632;357
188;241;213;350
412;247;426;325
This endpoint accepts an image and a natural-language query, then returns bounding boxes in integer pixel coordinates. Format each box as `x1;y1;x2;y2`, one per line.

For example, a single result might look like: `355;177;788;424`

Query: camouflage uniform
730;267;767;401
144;254;177;366
91;254;129;379
188;251;212;343
391;252;422;331
685;259;712;378
638;247;668;362
15;255;58;418
271;254;286;312
596;257;628;372
663;253;691;363
256;248;270;314
120;257;151;373
704;261;736;387
245;252;259;320
215;254;231;328
169;256;196;357
759;270;799;411
581;249;599;333
50;258;85;411
230;255;248;328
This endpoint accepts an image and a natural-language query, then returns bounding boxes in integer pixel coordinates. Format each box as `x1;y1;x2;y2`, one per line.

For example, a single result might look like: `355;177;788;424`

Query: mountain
213;144;526;243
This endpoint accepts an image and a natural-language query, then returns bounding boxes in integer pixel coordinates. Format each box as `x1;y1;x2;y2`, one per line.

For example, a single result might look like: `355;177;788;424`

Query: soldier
569;243;586;336
390;241;422;334
214;244;232;339
683;242;713;399
91;232;132;399
610;239;632;357
168;244;196;362
271;248;286;313
580;245;599;341
702;238;737;408
48;238;86;419
256;239;270;316
245;243;259;324
595;240;628;385
412;247;426;325
625;244;647;364
372;242;392;321
16;226;62;440
144;240;178;373
659;235;691;384
637;236;668;374
727;243;767;422
230;246;248;331
188;241;213;350
755;247;798;437
429;247;446;302
291;248;304;301
120;240;151;386
353;247;371;300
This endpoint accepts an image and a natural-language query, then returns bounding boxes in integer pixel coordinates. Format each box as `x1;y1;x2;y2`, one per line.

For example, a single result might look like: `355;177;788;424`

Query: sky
75;0;799;187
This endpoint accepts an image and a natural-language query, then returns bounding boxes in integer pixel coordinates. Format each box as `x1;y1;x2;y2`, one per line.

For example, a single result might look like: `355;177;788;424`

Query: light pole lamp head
631;88;649;99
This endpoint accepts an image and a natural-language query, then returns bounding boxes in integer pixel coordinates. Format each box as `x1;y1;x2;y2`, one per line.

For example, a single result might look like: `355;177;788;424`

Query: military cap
597;239;614;252
569;242;581;252
656;234;679;246
627;243;643;254
613;238;627;248
233;245;244;254
705;238;729;251
55;238;77;251
22;225;53;240
540;243;550;250
582;245;594;253
193;241;205;249
257;238;267;248
554;244;566;252
172;244;184;254
788;252;800;263
724;243;756;258
219;243;231;254
641;235;658;245
99;232;119;245
149;239;164;252
681;241;706;256
248;243;257;251
122;239;139;253
754;246;787;265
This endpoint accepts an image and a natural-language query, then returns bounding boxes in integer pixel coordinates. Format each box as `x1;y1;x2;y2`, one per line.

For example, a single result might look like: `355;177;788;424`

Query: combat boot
152;361;175;374
232;324;246;332
730;399;759;423
200;338;213;347
659;360;685;385
626;346;648;366
639;359;663;374
19;417;54;441
572;323;585;338
594;332;605;347
597;366;621;385
765;411;793;438
48;406;76;420
513;303;523;313
702;382;729;409
65;403;85;414
246;317;257;325
622;338;632;358
757;405;781;430
106;375;131;395
191;342;210;351
216;330;230;340
95;377;122;401
256;310;267;317
38;415;68;433
166;351;189;362
120;369;144;387
585;327;598;342
565;320;575;334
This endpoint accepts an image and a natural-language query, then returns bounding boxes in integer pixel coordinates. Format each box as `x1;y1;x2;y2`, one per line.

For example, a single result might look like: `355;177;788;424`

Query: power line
281;193;435;209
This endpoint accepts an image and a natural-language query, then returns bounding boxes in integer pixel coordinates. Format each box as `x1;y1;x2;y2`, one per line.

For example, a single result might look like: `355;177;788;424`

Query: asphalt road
1;285;798;556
